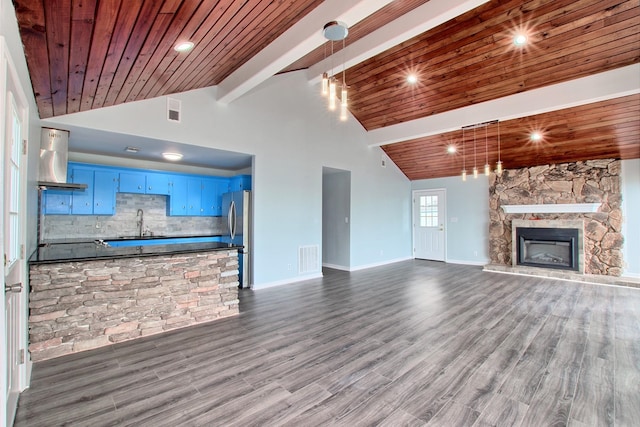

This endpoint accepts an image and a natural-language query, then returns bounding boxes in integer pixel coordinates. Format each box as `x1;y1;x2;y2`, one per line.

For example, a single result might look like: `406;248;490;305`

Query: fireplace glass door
516;227;579;271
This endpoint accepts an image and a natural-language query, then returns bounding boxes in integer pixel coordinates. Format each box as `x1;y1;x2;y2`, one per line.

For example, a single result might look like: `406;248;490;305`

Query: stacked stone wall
489;159;623;276
29;250;239;361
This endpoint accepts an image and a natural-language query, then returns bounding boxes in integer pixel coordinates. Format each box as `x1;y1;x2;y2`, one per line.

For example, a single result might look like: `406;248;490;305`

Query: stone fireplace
488;159;623;277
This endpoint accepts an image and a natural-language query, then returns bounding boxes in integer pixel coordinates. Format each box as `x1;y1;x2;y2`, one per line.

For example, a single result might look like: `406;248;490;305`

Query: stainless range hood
38;128;87;190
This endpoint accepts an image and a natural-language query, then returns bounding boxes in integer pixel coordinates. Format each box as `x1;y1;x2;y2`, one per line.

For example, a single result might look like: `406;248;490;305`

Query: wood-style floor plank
13;261;640;426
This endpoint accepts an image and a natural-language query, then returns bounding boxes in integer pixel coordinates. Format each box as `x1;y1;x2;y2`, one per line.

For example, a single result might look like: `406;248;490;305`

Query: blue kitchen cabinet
70;169;94;214
145;172;171;195
229;175;251;191
186;178;202;215
43;190;71;214
168;175;187;215
119;171;146;193
201;177;221;216
93;170;117;214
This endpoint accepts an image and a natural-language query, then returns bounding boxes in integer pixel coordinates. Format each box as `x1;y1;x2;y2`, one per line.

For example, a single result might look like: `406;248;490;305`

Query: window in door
419;195;439;227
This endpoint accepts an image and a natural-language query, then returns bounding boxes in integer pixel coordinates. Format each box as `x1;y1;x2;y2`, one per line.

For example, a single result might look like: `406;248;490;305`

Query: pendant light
473;127;478;179
496;121;503;175
484;124;490;176
322;21;349;120
461;128;467;181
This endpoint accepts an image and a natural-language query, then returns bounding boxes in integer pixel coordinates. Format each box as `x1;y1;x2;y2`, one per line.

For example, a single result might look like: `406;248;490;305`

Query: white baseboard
349;256;413;272
446;258;490;266
322;263;350;271
252;272;324;290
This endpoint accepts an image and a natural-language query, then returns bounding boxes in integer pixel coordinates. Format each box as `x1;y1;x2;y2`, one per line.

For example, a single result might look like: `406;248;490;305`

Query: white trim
251;272;324;290
485;268;640;290
349;257;413;272
322;263;350;271
623;273;640;279
501;203;601;214
446;259;490;266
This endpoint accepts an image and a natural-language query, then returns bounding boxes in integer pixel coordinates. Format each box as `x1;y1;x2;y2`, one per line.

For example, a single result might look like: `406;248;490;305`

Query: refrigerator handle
229;200;237;240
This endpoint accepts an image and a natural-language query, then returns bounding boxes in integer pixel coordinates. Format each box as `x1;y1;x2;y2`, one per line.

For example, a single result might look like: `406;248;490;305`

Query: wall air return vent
299;245;320;274
167;97;181;123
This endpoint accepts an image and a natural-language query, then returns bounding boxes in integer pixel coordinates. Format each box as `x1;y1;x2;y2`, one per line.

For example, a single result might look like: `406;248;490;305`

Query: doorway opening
322;167;351;271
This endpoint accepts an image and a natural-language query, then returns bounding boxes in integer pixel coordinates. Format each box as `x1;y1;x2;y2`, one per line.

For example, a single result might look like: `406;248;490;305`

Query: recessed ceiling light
174;41;194;52
530;131;543;142
407;74;418;84
447;144;457;154
162;152;183;161
513;34;527;46
125;146;139;153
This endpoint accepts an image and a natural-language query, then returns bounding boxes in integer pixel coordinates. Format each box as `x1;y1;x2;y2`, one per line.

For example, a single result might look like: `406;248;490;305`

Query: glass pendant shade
340;104;347;121
328;80;337;111
484;163;490;176
473;167;478;179
496;161;503;175
341;87;348;107
321;73;329;96
462;170;467;181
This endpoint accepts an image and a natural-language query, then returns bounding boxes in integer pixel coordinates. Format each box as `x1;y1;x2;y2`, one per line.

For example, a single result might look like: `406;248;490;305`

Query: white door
2;89;27;427
413;189;446;261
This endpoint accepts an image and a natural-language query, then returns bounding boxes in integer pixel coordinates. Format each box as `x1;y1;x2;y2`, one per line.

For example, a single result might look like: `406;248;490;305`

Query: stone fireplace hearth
486;159;624;278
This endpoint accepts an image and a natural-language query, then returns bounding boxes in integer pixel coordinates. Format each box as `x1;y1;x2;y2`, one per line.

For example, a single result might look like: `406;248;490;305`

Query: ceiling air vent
167;97;181;123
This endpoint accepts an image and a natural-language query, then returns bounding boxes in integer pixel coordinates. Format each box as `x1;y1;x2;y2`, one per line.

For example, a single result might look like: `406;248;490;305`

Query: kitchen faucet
136;209;144;237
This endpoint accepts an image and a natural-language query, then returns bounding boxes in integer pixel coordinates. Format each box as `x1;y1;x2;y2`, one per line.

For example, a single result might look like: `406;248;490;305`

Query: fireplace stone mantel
501;203;601;214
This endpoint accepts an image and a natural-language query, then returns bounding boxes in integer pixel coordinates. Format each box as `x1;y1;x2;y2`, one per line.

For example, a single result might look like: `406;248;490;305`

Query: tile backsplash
42;193;226;240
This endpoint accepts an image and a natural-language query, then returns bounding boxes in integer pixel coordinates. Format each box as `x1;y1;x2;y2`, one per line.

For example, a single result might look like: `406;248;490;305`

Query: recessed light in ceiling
162;152;183;161
407;74;418;84
125;146;139;153
447;144;457;154
530;131;543;142
513;34;527;46
174;41;194;52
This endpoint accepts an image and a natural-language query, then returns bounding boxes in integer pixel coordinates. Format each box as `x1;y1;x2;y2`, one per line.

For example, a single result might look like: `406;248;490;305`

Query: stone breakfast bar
28;241;241;361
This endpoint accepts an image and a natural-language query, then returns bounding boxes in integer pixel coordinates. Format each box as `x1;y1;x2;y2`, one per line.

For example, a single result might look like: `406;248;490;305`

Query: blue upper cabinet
146;172;171;195
168;175;188;216
119;171;146;193
43;162;247;217
42;190;71;214
70;169;94;214
229;175;251;191
93;171;117;214
201;177;221;216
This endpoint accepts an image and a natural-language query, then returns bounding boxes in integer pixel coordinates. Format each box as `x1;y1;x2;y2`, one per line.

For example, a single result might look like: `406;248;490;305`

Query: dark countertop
29;241;241;265
42;234;224;245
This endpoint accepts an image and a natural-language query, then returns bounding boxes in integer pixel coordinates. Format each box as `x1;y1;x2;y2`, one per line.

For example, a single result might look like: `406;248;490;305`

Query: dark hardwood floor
14;261;640;426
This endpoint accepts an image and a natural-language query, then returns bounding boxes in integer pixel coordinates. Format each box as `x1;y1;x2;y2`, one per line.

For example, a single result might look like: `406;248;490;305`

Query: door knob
4;282;22;293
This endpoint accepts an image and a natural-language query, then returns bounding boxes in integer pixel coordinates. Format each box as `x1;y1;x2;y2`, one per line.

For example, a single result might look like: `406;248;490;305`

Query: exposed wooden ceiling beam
216;0;394;105
367;64;640;147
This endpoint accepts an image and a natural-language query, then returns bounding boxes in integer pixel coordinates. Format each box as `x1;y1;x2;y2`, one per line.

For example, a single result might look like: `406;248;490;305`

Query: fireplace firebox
516;227;579;271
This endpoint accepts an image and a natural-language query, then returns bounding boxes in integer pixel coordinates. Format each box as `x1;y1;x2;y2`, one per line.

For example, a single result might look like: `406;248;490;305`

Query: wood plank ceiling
13;0;640;179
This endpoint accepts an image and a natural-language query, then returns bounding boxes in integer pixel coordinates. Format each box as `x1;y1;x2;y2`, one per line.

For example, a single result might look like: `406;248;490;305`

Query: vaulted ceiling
13;0;640;179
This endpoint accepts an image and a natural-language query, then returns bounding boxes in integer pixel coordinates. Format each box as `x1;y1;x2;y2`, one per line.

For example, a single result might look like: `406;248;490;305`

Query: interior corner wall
322;169;351;269
412;176;490;265
621;158;640;277
40;71;412;287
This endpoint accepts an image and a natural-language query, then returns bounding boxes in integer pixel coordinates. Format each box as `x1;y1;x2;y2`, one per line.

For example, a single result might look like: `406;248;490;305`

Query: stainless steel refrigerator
222;190;251;288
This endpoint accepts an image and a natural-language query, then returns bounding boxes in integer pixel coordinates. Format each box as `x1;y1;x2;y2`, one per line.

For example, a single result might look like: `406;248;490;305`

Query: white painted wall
411;175;490;265
41;72;412;287
621;159;640;277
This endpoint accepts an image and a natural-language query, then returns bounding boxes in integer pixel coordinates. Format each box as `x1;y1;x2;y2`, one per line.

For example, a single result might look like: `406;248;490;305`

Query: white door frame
1;35;31;426
412;188;447;262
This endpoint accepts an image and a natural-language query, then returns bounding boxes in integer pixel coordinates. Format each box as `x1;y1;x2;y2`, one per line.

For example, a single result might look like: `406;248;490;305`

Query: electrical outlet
287;263;292;271
95;221;101;228
474;251;478;256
